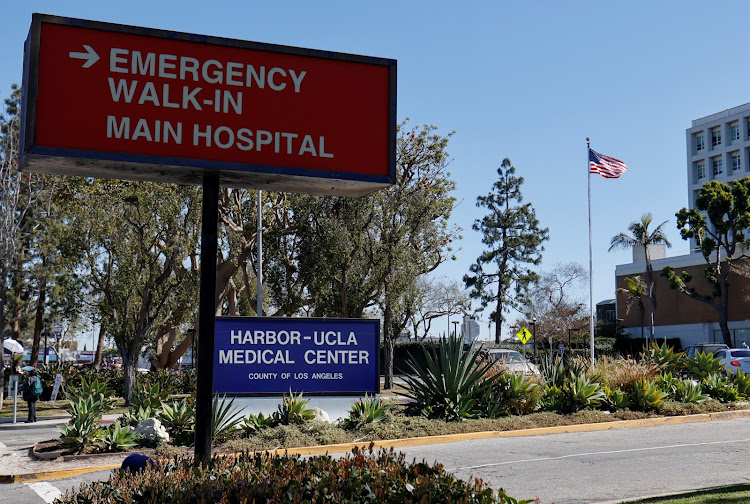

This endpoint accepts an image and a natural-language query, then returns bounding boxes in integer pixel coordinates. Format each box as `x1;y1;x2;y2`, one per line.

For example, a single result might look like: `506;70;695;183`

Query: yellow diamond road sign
516;327;532;344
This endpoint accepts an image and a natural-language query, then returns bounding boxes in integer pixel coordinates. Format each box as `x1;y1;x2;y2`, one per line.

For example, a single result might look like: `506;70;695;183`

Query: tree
409;277;470;341
72;180;201;403
523;262;588;346
662;178;750;346
374;122;458;389
616;275;647;340
464;158;549;344
609;213;671;344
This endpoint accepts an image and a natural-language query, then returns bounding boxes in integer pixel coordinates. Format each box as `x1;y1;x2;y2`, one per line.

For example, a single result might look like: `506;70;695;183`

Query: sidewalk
0;414;120;429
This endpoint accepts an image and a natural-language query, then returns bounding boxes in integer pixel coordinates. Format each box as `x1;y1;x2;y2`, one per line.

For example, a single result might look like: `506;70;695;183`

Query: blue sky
4;1;750;341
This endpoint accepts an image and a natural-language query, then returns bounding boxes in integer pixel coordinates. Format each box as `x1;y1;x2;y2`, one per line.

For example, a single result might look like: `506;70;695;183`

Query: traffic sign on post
516;327;532;345
21;14;396;196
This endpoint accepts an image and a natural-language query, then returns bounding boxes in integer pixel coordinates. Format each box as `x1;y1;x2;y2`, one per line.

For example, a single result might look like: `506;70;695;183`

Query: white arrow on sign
68;44;99;68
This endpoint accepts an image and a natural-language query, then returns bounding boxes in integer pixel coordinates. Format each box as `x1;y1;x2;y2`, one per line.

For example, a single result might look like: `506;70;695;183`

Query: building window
712;127;722;147
732;152;741;172
731;122;740;142
696;160;706;180
713;156;723;175
696;133;705;151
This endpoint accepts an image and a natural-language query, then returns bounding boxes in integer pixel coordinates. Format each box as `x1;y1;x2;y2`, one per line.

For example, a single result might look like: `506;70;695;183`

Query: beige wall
615;259;750;328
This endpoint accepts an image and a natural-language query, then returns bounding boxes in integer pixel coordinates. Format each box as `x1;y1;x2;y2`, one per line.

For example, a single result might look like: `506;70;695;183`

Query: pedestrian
23;368;42;423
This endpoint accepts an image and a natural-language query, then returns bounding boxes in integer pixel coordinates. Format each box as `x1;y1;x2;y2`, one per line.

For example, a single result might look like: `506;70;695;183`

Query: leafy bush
402;336;495;421
655;372;681;396
630;379;667;411
159;398;195;445
702;374;743;403
56;448;533;504
100;422;137;452
683;351;724;380
342;394;386;428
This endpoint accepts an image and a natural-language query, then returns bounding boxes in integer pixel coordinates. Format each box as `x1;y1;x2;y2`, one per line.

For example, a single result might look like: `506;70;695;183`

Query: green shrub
702;374;743;403
630;379;667;411
655;372;681;396
56;448;533;504
402;336;495;421
100;422;137;452
342;394;386;428
683;351;725;380
159;398;195;445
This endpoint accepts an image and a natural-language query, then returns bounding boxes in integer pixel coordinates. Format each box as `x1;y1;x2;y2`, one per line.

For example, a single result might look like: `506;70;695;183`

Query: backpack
32;376;43;396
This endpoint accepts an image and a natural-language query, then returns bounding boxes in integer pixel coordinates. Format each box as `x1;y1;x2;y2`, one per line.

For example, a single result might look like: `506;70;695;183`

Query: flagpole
587;138;595;366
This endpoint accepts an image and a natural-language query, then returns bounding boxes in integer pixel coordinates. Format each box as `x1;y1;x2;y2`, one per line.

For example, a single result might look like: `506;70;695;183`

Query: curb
2;409;749;483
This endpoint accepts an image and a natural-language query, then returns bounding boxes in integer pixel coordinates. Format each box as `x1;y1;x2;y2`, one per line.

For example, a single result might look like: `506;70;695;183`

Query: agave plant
101;422;138;452
559;370;605;414
642;341;684;374
702;374;743;403
212;394;244;441
683;351;725;380
240;412;278;435
59;414;102;454
120;405;157;428
492;372;540;416
159;398;196;445
655;372;681;395
342;394;386;428
731;371;750;399
672;380;707;404
402;336;495;421
630;379;667;411
600;385;630;412
275;390;316;425
131;382;170;412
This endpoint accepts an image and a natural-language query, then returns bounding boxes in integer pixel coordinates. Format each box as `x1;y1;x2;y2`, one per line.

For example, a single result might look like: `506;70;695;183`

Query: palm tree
616;275;647;341
609;213;671;343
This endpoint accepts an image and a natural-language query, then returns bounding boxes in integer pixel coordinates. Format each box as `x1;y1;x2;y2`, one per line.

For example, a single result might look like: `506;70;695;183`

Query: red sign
21;15;396;196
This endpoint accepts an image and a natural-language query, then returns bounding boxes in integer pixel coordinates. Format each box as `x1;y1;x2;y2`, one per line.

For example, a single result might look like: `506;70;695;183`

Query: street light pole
452;320;459;339
531;318;537;359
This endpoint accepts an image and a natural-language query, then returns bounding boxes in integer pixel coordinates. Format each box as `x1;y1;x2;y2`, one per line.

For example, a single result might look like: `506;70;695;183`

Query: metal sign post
194;174;219;462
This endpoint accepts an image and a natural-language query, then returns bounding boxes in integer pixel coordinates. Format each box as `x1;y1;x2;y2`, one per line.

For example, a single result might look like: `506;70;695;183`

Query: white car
485;349;540;376
714;348;750;374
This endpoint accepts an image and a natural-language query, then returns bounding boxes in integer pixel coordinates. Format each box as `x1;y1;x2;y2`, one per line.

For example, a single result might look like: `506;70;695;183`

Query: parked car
682;343;728;359
485;349;540;376
713;348;750;374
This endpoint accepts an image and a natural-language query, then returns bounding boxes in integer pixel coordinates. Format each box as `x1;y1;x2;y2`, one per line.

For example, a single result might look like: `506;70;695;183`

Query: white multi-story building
686;102;750;210
612;103;750;347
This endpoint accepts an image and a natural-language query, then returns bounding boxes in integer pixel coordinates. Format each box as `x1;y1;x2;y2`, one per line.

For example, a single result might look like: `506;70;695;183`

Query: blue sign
213;317;380;395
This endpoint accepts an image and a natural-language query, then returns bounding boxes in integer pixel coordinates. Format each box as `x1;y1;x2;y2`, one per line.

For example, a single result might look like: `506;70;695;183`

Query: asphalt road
397;416;750;503
2;416;750;503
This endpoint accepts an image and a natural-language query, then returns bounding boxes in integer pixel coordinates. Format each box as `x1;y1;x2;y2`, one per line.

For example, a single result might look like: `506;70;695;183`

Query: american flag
589;148;628;178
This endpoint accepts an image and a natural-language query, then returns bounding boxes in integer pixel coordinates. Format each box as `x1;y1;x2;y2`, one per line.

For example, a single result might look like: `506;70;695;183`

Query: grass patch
0;399;69;418
625;483;750;503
